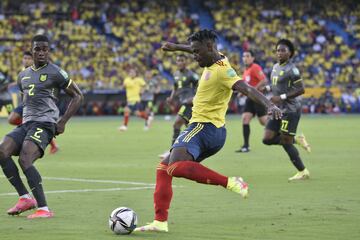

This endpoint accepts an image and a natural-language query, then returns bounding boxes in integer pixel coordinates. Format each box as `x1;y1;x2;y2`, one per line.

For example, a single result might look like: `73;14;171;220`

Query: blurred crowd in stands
0;0;359;114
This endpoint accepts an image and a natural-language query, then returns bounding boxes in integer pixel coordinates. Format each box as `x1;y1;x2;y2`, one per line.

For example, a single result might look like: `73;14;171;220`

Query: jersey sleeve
290;66;302;83
56;68;72;89
220;66;241;89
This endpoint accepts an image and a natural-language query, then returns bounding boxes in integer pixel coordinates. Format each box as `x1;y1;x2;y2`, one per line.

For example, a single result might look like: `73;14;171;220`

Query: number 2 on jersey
29;84;35;96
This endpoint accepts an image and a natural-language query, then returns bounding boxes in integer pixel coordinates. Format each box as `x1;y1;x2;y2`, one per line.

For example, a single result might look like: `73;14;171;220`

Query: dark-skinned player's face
242;52;254;67
176;56;186;70
32;41;49;66
190;40;212;68
22;55;33;68
276;44;291;63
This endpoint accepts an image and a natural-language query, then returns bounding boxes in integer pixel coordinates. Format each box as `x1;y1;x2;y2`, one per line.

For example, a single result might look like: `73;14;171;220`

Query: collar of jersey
31;63;48;71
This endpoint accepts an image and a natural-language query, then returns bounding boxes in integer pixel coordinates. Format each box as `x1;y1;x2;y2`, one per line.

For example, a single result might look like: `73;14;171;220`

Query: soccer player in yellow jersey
118;68;150;131
135;29;282;232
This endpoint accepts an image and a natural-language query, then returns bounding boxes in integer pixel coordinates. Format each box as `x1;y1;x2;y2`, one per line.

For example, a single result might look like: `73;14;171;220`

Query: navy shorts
13;105;23;116
172;122;226;162
6;121;56;157
266;111;301;136
127;102;141;112
140;100;154;111
178;104;192;123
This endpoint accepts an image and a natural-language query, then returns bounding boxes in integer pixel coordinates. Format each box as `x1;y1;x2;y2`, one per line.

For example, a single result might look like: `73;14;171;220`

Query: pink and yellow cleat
7;198;37;216
27;209;54;219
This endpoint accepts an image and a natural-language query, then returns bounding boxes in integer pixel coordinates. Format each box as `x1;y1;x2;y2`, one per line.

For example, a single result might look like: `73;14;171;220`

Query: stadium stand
0;0;358;114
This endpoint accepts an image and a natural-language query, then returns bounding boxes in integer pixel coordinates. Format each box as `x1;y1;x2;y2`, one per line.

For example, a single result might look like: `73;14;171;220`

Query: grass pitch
0;115;359;240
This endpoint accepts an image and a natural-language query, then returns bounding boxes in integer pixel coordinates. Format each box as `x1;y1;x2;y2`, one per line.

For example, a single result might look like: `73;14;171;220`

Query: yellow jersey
123;77;145;103
190;56;241;128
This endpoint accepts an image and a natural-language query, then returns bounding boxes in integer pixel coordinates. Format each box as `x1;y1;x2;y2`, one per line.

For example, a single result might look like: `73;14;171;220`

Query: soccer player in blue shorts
135;29;282;232
0;35;83;218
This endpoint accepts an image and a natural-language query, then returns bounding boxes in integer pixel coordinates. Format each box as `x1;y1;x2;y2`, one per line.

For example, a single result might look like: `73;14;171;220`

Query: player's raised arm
56;81;83;135
161;42;193;54
232;80;282;120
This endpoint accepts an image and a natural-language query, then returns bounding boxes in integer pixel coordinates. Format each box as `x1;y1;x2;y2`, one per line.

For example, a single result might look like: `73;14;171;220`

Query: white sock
19;194;32;199
38;206;49;212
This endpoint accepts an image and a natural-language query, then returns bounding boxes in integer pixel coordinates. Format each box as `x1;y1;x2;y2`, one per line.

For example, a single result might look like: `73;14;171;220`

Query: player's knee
18;157;33;171
0;145;11;160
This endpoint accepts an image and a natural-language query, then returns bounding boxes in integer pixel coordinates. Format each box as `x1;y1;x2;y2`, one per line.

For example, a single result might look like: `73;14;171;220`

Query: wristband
280;94;287;100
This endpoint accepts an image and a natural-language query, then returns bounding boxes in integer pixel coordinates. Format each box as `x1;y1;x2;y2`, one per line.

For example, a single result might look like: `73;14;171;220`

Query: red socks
167;161;228;187
138;111;148;120
153;161;228;222
123;112;129;126
154;163;173;221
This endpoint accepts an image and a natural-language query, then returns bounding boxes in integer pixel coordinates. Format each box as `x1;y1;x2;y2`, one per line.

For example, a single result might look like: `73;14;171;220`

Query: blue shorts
127;102;141;112
172;122;226;162
13;106;23;116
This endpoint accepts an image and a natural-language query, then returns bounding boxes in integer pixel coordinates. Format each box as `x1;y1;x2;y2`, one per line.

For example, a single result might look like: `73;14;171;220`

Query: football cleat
235;146;250;153
288;169;310;182
27;209;54;219
134;220;168;232
295;133;311;153
7;198;37;215
117;125;128;131
226;177;249;198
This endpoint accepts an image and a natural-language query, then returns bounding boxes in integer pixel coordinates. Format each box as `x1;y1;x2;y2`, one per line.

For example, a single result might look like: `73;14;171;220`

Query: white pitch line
0;175;155;186
0;186;155;196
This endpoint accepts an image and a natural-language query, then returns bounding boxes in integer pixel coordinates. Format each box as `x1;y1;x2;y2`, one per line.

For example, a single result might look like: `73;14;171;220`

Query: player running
262;39;311;181
0;35;83;218
135;29;281;232
159;54;199;159
118;68;151;131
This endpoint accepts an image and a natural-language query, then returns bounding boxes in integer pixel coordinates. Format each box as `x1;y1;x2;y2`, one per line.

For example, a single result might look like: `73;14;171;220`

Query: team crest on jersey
245;75;251;82
39;74;47;82
227;69;236;77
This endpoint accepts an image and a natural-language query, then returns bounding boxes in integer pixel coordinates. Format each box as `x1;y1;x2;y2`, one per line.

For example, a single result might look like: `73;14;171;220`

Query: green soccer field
0;115;359;240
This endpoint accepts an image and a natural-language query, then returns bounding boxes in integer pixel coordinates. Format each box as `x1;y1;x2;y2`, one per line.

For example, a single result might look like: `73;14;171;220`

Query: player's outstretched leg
295;133;311;153
135;163;171;232
168;160;249;198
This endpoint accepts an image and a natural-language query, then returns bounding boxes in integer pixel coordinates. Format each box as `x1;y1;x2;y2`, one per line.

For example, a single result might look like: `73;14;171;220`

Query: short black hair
276;39;295;58
23;51;32;57
244;50;255;57
31;35;49;45
188;29;218;43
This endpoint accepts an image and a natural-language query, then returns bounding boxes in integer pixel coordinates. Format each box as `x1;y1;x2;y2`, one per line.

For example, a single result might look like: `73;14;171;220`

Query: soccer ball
108;207;138;235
